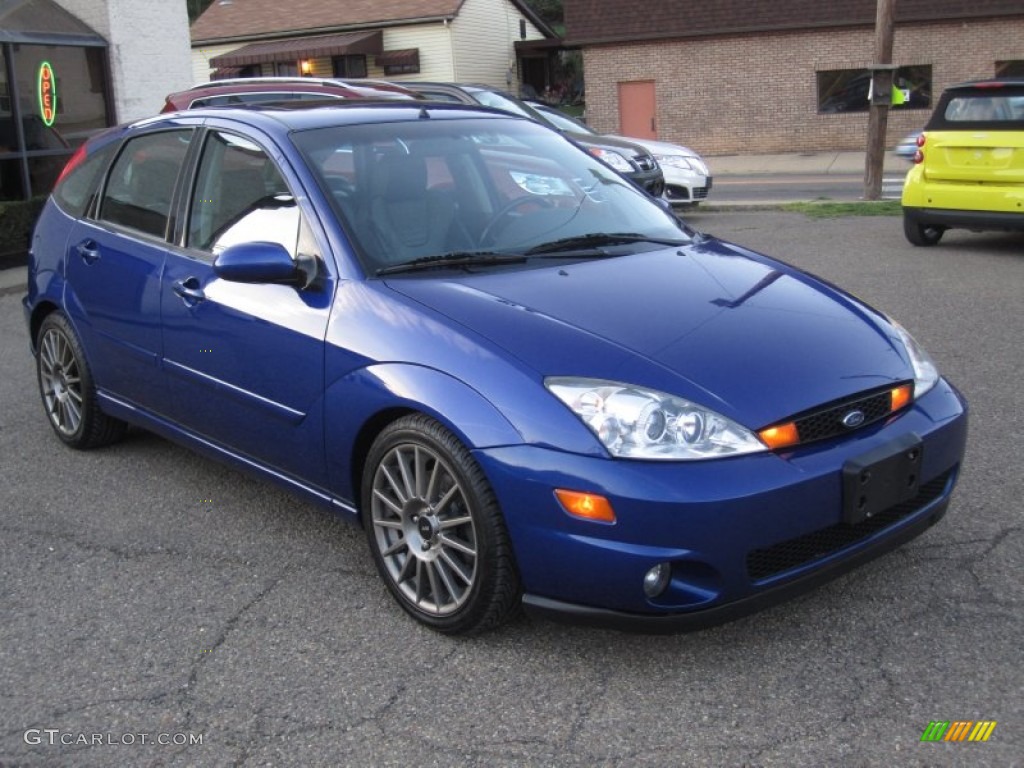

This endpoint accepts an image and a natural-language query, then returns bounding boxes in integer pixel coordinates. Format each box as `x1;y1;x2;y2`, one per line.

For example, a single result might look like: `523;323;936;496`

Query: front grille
762;383;912;448
692;186;709;200
634;154;657;171
793;387;898;443
746;469;952;581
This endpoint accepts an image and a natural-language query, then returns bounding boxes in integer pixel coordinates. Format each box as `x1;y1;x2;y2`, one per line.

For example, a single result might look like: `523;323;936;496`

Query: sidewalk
708;149;908;176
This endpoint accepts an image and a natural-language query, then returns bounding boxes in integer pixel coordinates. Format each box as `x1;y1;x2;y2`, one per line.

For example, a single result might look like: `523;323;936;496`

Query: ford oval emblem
842;410;866;428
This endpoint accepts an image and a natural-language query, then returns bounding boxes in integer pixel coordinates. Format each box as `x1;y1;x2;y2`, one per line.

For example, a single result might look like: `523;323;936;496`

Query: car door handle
172;277;206;305
76;240;101;265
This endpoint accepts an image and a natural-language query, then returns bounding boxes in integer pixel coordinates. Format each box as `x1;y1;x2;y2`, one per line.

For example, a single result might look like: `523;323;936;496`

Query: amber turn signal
758;422;800;450
554;489;616;523
890;383;913;412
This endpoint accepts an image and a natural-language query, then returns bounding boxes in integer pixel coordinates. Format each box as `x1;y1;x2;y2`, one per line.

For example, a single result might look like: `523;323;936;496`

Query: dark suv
403;82;664;196
162;77;421;111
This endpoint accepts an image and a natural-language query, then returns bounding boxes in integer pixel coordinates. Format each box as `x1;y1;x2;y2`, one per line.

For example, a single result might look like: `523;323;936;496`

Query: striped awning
210;30;383;68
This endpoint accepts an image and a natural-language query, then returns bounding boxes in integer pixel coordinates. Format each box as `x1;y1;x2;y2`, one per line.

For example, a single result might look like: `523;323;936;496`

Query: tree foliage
522;0;563;25
187;0;216;23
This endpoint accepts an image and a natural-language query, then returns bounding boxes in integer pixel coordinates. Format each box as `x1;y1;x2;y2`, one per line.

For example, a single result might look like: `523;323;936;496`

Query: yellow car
902;79;1024;246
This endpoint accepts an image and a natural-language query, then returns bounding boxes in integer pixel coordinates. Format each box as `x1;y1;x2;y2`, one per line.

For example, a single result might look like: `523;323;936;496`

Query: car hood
385;238;913;429
564;130;649;156
610;135;700;158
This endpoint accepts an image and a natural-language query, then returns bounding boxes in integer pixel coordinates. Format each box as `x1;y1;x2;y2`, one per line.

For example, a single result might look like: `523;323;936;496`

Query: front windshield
468;89;536;118
292;116;689;275
536;106;597;135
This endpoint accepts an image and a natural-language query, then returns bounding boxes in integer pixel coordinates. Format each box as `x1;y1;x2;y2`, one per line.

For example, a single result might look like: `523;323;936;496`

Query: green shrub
0;197;47;269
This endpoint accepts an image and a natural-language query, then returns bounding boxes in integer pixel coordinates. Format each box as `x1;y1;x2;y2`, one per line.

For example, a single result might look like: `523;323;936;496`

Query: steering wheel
325;175;357;200
479;195;555;246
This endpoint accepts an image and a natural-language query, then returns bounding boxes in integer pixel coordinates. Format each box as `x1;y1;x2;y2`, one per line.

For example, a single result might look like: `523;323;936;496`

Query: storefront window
12;45;109;147
0;41;110;200
817;66;932;113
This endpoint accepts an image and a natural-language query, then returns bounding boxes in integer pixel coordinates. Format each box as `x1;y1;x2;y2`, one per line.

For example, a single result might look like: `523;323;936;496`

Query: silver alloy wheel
38;327;84;437
370;442;478;615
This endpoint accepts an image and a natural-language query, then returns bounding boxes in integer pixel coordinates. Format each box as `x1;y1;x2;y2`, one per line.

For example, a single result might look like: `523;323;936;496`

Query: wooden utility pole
864;0;896;200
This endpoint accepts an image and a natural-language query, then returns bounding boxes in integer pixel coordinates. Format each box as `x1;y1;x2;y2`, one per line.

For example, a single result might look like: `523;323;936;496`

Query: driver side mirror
214;241;308;285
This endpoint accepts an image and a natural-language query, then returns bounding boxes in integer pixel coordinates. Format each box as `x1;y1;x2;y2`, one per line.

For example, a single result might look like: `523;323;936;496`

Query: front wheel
903;214;945;246
361;414;520;634
35;312;126;449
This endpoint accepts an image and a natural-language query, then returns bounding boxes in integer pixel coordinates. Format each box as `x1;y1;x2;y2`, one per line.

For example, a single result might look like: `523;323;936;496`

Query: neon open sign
38;61;57;126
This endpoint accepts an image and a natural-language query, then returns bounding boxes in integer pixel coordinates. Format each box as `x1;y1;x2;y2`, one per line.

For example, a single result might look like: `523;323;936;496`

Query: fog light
643;562;672;598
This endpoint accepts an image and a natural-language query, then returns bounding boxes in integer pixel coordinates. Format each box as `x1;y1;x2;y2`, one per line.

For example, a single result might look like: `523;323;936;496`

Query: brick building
564;0;1024;155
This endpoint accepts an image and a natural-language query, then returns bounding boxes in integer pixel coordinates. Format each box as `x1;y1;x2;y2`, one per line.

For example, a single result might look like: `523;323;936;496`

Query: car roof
944;77;1024;91
141;101;528;133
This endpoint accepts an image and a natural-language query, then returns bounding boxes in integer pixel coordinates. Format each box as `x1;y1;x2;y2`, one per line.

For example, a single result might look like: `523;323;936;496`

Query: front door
161;129;332;484
618;81;657;139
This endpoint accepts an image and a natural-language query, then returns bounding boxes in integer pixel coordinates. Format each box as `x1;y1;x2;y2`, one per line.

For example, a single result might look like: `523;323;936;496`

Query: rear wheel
361;414;520;634
36;312;126;449
903;214;945;246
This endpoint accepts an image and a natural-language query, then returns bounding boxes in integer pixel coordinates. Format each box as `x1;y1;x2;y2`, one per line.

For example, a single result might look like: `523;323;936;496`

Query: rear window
927;85;1024;130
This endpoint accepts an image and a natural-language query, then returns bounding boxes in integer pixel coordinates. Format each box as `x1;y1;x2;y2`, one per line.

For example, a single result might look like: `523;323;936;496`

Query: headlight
654;154;695;171
655;154;709;176
891;322;939;398
588;147;633;173
545;378;767;460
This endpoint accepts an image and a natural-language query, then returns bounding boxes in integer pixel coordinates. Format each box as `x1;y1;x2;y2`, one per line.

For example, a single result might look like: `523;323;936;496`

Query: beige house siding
191;42;238;84
450;0;544;86
378;25;457;82
581;18;1024;156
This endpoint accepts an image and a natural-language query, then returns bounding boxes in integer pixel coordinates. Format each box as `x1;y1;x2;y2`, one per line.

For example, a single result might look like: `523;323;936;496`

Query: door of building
618;81;657;139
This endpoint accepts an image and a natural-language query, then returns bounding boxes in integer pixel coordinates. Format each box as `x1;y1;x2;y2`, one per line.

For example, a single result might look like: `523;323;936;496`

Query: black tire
903;214;945;246
35;312;127;449
361;414;521;634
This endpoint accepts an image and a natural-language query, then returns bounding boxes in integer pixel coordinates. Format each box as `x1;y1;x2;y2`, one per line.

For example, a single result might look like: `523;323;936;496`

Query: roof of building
0;0;107;45
564;0;1024;45
192;0;554;45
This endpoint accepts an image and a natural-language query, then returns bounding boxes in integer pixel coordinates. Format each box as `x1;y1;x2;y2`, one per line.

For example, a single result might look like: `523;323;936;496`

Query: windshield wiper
524;232;690;256
376;251;526;276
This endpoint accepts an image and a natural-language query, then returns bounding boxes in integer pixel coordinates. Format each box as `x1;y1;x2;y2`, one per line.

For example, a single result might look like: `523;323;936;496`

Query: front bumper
475;380;967;631
626;167;665;197
663;172;713;205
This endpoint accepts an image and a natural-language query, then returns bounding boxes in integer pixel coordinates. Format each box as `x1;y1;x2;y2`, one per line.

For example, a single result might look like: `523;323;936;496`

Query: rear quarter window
52;142;118;217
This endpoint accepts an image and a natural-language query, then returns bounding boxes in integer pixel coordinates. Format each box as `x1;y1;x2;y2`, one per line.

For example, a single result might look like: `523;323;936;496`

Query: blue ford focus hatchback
24;103;967;634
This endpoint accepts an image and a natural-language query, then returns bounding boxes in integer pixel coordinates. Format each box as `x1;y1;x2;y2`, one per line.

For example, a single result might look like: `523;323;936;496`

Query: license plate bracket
842;433;923;525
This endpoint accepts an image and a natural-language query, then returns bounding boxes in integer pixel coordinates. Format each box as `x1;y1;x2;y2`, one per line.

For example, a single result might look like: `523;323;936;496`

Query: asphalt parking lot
1;212;1021;767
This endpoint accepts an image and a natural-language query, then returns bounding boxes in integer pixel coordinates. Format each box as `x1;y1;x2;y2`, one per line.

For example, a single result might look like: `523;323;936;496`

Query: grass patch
782;200;902;218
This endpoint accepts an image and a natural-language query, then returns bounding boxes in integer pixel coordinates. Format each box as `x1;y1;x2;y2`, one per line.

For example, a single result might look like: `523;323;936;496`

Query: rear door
65;128;194;411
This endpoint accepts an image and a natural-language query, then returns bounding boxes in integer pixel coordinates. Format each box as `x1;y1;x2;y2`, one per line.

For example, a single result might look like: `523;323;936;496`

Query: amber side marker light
554;489;616;523
891;383;913;412
758;422;800;450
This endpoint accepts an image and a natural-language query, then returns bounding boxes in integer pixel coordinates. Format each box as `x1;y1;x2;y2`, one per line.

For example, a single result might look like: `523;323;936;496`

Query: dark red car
161;77;421;112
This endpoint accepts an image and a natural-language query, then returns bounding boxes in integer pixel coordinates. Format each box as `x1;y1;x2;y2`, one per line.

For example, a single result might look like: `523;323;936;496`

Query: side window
53;142;118;217
187;131;301;258
99;130;192;238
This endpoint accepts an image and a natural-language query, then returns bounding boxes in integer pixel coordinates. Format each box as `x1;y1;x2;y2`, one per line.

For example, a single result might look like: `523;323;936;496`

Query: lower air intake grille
746;469;952;581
